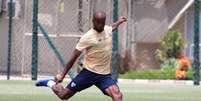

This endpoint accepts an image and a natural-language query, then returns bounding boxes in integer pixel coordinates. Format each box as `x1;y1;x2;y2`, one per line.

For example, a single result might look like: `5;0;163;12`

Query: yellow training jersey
76;25;113;75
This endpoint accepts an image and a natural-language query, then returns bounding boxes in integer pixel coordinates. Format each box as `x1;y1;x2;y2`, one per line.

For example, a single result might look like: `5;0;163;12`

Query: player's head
93;11;106;33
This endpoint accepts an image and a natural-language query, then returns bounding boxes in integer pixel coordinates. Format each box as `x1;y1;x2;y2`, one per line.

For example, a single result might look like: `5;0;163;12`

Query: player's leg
95;75;123;101
35;78;76;100
51;83;76;100
104;84;123;101
36;68;94;100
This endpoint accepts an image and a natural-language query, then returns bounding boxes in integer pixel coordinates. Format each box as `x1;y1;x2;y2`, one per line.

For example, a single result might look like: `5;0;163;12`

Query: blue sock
35;78;55;87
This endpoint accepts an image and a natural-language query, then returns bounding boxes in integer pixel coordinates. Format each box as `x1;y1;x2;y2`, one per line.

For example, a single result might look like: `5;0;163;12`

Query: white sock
47;80;56;88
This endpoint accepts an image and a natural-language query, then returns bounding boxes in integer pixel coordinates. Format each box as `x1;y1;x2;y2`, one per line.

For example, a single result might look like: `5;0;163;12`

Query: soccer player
36;11;127;101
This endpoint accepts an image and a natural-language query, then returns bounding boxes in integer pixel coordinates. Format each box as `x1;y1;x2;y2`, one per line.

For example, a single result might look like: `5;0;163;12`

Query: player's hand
119;16;127;23
55;73;64;83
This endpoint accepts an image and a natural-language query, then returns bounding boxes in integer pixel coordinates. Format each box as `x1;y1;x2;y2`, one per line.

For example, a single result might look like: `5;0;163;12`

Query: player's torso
83;27;112;74
88;31;112;55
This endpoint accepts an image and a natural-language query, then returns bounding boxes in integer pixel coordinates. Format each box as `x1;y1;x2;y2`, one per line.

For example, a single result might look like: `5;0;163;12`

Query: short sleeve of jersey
76;34;92;51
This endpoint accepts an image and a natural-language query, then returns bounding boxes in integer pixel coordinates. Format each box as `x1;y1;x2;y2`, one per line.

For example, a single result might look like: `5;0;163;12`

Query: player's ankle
47;80;56;88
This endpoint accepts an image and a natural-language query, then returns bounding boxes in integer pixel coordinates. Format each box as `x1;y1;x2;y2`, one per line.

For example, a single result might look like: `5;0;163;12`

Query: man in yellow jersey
36;11;127;101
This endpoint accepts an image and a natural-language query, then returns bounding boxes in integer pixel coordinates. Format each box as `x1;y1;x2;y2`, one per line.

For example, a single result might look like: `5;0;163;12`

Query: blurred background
0;0;200;81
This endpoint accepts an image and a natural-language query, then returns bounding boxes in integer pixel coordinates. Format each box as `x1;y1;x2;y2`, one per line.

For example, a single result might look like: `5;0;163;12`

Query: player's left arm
111;16;127;32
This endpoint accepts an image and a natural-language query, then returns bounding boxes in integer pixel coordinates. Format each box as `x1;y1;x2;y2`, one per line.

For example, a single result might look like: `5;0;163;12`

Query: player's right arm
55;32;92;83
55;49;82;83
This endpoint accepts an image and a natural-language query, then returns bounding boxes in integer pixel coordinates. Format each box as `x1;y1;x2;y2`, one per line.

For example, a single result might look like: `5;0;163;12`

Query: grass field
0;80;201;101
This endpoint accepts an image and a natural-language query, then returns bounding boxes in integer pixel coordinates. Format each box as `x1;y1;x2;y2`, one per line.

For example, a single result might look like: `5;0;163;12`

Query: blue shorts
66;68;117;94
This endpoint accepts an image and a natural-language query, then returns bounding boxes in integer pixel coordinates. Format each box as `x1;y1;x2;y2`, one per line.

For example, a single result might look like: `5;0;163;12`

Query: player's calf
36;78;75;100
105;85;123;101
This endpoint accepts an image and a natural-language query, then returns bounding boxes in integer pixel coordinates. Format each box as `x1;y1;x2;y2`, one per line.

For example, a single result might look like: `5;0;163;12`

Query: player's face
93;17;105;33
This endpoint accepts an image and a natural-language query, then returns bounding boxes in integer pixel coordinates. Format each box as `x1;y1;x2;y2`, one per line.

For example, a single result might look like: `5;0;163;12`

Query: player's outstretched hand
119;16;127;23
55;73;64;83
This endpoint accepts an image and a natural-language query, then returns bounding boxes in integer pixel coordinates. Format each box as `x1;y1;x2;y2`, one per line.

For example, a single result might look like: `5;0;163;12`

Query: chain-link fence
0;0;198;80
24;0;91;77
0;0;26;76
0;0;114;77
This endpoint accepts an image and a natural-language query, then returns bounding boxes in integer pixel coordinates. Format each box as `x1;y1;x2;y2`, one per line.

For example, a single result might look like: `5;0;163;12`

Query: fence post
7;0;13;80
38;23;76;79
193;0;200;85
31;0;38;80
112;0;119;81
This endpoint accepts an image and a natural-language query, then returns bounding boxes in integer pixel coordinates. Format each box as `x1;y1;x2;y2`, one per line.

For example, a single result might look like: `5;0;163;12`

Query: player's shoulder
85;28;95;35
104;25;112;31
104;25;112;29
80;29;95;40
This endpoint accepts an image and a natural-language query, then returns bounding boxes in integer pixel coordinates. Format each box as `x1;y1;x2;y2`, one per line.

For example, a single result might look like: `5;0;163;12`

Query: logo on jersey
98;39;102;42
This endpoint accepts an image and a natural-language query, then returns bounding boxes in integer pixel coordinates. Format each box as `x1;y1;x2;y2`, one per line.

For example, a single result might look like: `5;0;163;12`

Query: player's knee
58;92;67;100
60;97;68;100
60;96;66;100
111;90;123;100
119;92;123;99
115;92;123;100
58;89;75;100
